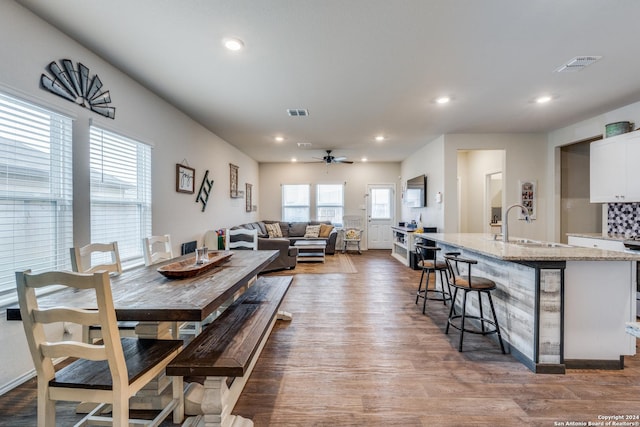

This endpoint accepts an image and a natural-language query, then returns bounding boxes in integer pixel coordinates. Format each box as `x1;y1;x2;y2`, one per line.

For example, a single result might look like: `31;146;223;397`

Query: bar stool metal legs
444;254;506;354
414;244;451;314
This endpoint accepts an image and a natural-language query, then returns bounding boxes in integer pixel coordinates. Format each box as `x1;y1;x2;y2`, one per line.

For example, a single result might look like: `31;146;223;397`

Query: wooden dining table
10;249;279;338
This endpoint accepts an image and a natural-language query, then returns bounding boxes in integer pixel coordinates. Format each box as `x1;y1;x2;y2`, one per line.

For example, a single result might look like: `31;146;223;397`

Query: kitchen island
415;233;639;374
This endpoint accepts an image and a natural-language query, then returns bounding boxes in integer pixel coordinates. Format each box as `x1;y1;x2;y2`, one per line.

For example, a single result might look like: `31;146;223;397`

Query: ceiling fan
312;150;354;164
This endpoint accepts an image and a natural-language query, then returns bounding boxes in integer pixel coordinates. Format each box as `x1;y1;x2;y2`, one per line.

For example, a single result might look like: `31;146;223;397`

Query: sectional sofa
229;220;338;272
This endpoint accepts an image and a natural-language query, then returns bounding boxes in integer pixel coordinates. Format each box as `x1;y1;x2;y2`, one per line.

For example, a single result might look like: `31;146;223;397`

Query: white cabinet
590;131;640;202
568;235;626;251
391;227;415;266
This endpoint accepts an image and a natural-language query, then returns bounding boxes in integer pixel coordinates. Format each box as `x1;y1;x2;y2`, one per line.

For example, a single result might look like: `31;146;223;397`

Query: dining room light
223;37;245;51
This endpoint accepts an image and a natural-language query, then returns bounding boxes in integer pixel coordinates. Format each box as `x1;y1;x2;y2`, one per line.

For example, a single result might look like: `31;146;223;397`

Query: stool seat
415;244;451;314
449;276;495;290
444;253;506;354
417;260;447;270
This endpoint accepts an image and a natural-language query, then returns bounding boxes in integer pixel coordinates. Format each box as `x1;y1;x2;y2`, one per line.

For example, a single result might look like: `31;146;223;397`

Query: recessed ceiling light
223;37;244;51
291;157;297;162
361;157;368;162
436;96;451;104
275;136;284;142
536;95;552;104
375;135;385;142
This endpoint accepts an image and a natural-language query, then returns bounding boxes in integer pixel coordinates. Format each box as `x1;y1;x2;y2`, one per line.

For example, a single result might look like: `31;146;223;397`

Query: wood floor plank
2;250;639;426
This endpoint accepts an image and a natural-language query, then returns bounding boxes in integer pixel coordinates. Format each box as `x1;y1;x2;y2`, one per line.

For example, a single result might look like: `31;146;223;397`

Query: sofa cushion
265;223;283;238
289;222;307;237
304;224;321;238
319;224;334;238
256;221;267;236
278;221;290;237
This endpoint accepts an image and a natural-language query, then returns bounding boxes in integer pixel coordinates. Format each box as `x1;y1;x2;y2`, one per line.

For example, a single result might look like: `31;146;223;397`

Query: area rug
266;252;357;275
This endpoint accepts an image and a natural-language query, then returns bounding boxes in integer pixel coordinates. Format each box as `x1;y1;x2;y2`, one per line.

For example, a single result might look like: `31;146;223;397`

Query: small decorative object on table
157;251;233;279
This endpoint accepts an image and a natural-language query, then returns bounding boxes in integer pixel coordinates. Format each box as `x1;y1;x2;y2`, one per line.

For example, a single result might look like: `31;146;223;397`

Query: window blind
0;92;73;303
89;126;151;267
316;184;344;224
282;184;310;222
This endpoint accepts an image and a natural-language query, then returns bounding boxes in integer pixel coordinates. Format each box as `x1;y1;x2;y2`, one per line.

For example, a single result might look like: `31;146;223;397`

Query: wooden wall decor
229;163;239;198
40;59;116;119
196;170;214;212
245;183;252;212
176;164;195;194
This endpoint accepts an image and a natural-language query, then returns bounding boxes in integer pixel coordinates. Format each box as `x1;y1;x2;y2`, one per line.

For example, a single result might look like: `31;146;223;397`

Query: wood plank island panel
419;233;638;373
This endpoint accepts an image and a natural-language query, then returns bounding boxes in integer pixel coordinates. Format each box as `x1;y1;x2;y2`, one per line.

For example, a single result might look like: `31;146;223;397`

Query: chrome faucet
502;204;531;242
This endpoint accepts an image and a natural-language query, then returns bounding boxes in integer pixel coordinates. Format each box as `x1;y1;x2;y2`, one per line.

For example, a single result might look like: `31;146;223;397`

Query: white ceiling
16;0;640;163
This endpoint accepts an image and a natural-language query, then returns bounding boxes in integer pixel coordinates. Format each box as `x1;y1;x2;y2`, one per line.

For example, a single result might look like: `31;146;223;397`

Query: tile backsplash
608;202;640;237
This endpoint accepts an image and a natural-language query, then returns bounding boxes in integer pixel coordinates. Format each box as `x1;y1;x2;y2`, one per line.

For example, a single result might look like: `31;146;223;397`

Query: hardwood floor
2;250;639;426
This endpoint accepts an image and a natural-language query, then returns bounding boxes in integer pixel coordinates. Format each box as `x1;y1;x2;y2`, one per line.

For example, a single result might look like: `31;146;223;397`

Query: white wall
259;161;401;248
444;134;549;239
0;2;258;393
400;136;445;231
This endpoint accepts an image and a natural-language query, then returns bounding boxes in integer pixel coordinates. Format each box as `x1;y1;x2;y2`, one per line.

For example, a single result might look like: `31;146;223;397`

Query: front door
366;184;395;249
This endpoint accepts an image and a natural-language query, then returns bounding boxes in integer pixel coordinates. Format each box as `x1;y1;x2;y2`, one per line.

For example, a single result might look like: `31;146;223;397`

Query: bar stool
443;253;506;353
415;244;451;314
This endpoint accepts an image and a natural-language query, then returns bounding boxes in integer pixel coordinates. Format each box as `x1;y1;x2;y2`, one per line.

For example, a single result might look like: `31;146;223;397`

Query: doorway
485;172;503;233
457;149;505;233
560;137;602;243
366;184;395;249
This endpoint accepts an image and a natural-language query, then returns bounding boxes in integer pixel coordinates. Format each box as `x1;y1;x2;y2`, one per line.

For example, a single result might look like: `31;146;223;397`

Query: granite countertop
415;233;640;262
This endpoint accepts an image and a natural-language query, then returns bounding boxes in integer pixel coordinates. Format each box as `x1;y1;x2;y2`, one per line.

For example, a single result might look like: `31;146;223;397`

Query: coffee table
294;240;327;263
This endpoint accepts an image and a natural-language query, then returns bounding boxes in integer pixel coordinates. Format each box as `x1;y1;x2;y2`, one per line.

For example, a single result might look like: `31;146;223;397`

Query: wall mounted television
405;174;427;207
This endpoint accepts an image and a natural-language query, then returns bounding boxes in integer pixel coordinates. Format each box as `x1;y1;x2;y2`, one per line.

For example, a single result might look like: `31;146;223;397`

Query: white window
0;93;73;302
370;187;392;219
316;184;343;224
89;127;151;267
282;184;310;222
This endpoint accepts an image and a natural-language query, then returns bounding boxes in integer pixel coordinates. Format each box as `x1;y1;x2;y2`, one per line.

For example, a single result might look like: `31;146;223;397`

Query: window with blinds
282;184;310;222
0;92;73;303
89;126;151;267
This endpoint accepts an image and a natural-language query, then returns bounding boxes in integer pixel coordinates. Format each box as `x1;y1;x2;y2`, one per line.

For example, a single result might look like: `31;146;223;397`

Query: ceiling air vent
287;109;309;117
555;56;602;72
297;142;312;148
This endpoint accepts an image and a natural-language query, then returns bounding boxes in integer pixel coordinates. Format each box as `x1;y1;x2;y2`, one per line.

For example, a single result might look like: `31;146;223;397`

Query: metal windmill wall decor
40;59;116;119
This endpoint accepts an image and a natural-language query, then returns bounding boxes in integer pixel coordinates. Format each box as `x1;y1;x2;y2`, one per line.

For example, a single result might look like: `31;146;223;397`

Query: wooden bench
167;275;293;427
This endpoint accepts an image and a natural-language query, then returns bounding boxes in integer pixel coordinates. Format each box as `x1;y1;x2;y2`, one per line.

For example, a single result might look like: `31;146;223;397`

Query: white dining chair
225;228;258;250
15;269;184;427
70;241;122;275
143;234;173;266
70;242;135;342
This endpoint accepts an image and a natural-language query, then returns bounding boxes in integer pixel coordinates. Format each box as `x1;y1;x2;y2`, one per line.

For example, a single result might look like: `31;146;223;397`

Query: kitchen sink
509;239;571;248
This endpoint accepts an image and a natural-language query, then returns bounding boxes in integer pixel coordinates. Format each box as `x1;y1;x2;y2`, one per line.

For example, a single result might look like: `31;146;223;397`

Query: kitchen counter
414;232;638;374
420;233;640;262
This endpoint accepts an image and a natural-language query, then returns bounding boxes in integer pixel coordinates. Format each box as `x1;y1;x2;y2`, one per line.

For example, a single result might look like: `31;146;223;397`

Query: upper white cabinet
590;131;640;202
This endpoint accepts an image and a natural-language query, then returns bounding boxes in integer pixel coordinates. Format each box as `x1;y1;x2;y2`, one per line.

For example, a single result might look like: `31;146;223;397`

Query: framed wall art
229;163;239;198
518;179;537;219
245;183;252;212
176;164;195;194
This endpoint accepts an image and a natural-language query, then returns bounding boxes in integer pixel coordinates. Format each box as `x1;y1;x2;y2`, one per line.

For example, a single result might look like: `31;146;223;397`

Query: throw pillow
345;229;359;240
319;223;334;238
265;222;283;238
303;224;321;238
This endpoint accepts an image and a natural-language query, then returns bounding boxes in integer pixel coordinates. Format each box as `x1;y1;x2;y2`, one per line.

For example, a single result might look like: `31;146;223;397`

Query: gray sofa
231;220;338;272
